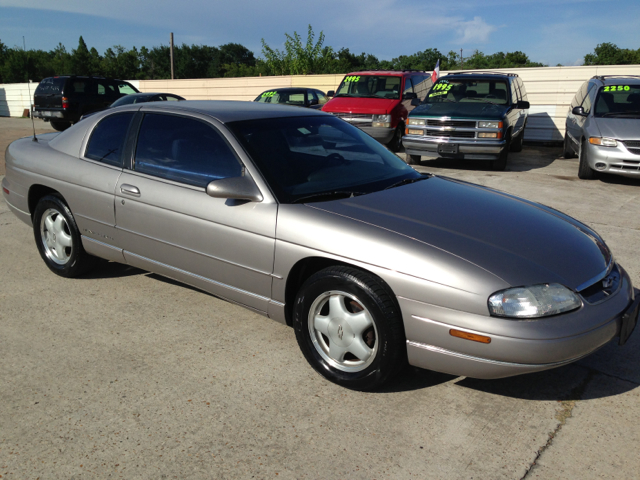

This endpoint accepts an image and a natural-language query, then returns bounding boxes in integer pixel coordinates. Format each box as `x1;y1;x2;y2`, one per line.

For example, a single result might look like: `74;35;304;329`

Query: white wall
3;68;640;143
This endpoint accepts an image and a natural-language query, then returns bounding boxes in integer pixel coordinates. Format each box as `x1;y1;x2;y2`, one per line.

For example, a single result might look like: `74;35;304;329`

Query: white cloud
456;16;497;44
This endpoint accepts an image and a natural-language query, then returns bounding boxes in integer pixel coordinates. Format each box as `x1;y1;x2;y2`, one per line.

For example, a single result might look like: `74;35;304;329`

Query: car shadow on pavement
79;260;145;279
413;151;558;173
597;173;640;186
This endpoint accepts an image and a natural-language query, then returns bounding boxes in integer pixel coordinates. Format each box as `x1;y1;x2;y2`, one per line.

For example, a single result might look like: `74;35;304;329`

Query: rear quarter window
85;112;135;167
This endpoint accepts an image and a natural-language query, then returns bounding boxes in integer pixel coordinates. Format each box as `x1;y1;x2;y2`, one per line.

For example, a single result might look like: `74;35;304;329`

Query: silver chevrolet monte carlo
3;101;639;390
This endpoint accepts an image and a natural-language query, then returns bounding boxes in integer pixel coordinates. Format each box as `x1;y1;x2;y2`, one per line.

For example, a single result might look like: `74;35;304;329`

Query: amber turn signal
449;329;491;344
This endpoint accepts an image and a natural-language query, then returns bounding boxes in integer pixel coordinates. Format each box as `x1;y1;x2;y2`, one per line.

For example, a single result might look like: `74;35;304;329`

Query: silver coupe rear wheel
40;208;73;265
308;290;378;373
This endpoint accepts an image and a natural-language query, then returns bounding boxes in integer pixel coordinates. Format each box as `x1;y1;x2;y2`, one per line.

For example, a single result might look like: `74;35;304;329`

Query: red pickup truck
321;70;432;151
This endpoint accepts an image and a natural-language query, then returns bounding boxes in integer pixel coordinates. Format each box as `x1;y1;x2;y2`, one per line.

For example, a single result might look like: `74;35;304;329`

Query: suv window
134;114;242;187
115;82;137;95
403;78;414;94
510;80;519;103
412;74;431;100
427;78;509;105
85;112;135;167
35;77;65;95
517;77;528;102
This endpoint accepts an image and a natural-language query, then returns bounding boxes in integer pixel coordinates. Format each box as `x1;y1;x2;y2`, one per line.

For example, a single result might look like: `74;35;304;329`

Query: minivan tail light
62;97;69;109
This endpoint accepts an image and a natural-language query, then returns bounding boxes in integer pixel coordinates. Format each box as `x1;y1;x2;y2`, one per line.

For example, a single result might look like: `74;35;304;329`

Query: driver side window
134;114;242;187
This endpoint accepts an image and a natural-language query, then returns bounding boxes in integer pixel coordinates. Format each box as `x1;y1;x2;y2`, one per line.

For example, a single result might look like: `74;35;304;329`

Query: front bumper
358;126;395;144
400;267;636;379
585;141;640;177
403;136;507;160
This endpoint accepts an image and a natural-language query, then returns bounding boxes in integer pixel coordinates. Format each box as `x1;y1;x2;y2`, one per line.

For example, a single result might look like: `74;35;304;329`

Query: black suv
33;76;139;131
403;72;530;170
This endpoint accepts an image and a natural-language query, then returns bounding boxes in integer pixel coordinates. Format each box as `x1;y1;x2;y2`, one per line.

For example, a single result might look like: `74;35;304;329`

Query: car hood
322;97;399;115
411;102;509;120
593;117;640;140
287;176;610;293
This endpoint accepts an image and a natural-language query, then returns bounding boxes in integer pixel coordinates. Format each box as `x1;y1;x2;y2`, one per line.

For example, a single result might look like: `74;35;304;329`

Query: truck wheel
492;132;511;171
50;120;71;132
387;124;403;153
510;129;524;152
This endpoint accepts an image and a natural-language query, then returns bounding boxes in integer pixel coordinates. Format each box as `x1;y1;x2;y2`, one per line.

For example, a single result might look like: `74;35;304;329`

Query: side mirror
517;100;530;109
410;98;421;106
403;92;417;100
572;106;586;116
327;90;335;97
206;173;263;202
308;98;319;106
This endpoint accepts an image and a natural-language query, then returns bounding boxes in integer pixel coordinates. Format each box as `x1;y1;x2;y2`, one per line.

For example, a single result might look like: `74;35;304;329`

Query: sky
1;0;639;67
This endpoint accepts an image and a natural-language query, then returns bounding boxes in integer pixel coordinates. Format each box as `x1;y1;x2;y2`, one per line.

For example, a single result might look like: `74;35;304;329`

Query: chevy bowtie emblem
443;126;456;131
337;325;344;340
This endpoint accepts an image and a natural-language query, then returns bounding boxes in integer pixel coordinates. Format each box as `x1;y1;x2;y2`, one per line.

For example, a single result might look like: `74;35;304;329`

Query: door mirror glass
572;106;586;116
326;90;335;97
403;92;417;100
517;100;530;109
206;174;263;202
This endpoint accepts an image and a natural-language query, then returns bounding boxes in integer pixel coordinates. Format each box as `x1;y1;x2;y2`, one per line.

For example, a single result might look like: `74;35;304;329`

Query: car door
71;111;136;262
114;110;277;312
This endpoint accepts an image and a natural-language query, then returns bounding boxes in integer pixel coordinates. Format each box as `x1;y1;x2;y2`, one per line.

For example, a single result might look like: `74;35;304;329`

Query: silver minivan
564;75;640;179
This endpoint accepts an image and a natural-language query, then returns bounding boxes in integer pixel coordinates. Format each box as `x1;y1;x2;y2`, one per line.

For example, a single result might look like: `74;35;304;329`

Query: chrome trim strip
116;226;272;277
124;250;271;302
75;213;115;228
269;300;285;308
406;341;583;369
576;257;614;292
81;235;122;252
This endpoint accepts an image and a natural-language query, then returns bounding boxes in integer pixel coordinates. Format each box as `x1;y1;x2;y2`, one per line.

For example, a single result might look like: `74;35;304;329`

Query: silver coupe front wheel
308;290;378;373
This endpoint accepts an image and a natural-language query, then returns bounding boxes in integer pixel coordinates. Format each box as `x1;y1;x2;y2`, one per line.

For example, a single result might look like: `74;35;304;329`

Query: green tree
261;25;331;75
584;42;640;65
70;36;92;75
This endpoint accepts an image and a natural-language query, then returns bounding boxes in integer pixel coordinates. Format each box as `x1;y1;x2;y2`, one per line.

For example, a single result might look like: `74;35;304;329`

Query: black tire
293;266;406;391
50;120;71;132
491;131;511;171
387;124;404;153
577;140;596;180
509;129;524;152
563;131;576;159
406;154;421;165
33;195;96;277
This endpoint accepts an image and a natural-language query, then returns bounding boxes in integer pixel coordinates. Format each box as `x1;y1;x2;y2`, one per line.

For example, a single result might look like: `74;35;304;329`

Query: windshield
255;90;306;106
228;116;419;203
424;78;510;105
594;85;640;117
335;75;402;100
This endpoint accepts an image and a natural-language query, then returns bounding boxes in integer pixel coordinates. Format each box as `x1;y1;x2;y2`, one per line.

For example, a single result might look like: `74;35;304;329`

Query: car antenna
23;36;38;143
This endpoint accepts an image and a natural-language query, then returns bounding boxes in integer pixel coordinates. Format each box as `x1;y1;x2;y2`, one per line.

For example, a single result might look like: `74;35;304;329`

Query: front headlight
372;114;392;128
488;283;581;319
408;118;426;126
479;121;502;129
589;137;617;147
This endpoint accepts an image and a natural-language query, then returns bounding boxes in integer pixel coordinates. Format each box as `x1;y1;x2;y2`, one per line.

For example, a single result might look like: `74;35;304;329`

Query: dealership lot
1;117;639;479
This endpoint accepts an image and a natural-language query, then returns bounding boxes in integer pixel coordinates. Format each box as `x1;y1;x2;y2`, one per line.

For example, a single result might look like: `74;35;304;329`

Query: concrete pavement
1;117;639;479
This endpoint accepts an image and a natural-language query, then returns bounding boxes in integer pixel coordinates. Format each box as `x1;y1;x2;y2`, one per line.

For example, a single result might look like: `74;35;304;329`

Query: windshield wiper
384;174;432;190
292;191;366;204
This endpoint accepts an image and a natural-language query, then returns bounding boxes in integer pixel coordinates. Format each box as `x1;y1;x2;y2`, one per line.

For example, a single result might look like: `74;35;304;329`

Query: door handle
120;184;140;197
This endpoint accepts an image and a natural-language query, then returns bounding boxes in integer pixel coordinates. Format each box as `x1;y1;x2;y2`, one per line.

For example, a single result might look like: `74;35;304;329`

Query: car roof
443;72;516;80
140;100;328;123
344;70;421;77
593;75;640;86
261;87;315;92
